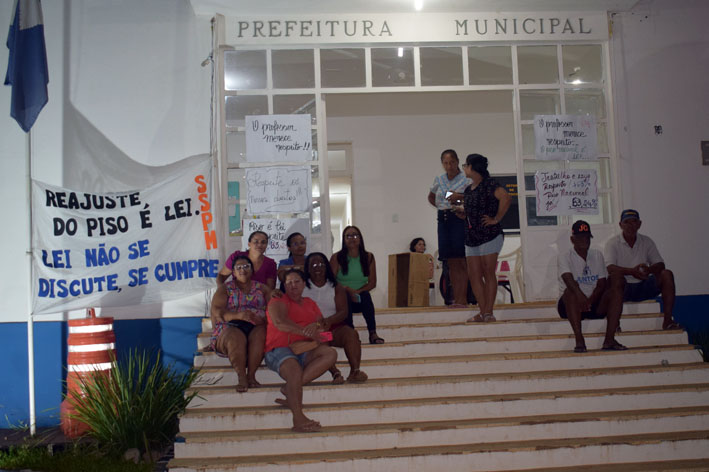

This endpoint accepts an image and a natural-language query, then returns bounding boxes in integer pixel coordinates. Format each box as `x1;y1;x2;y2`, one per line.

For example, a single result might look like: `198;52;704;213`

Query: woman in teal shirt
330;226;384;344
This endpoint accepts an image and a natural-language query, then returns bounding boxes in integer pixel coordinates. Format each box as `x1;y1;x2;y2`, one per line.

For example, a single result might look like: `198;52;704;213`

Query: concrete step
175;407;709;458
195;330;690;365
168;430;709;472
178;383;709;433
185;362;709;409
193;345;701;387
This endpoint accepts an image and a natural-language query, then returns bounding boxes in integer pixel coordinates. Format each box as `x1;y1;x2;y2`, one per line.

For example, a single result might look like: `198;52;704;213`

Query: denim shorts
465;233;504;257
624;275;661;302
264;346;308;373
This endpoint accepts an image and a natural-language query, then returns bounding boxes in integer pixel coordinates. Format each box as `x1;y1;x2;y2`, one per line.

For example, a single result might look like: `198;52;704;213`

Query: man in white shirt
604;209;679;330
558;220;626;353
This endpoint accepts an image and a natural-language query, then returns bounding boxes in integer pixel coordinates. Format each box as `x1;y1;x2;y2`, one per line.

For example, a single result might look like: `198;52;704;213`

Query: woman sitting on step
265;269;337;433
210;255;273;393
304;252;368;384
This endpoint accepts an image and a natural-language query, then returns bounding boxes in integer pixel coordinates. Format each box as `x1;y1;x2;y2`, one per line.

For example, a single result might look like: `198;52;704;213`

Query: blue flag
4;0;48;133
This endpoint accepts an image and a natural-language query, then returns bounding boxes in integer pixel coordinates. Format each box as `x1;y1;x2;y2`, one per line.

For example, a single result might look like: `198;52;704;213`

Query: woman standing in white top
303;252;368;384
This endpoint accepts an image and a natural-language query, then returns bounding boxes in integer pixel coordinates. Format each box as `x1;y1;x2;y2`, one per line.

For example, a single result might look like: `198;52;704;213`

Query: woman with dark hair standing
304;252;367;383
428;149;470;308
217;231;277;289
330;226;384;344
277;232;307;284
452;153;511;323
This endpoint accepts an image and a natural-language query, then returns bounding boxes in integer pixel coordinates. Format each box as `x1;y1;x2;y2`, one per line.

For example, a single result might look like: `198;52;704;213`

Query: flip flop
331;370;345;385
347;369;368;383
248;378;261;388
369;333;385;344
274;397;288;406
663;321;681;330
602;341;628;351
573;345;587;353
467;313;485;323
483;313;496;322
235;376;249;393
291;420;322;433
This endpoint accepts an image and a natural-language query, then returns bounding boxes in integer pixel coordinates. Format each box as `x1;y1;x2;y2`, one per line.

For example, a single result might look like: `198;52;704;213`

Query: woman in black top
452;154;511;322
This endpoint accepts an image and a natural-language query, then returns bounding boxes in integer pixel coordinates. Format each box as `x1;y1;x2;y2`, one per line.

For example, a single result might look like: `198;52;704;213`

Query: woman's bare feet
247;377;261;388
236;375;249;393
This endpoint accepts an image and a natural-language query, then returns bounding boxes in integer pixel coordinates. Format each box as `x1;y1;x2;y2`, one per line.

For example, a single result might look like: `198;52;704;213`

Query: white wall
0;1;212;322
610;0;709;296
326;91;516;308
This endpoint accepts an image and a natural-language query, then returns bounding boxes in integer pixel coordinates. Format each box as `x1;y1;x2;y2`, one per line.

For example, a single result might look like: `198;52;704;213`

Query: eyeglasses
345;234;360;240
234;264;252;271
310;262;326;268
462;163;470;168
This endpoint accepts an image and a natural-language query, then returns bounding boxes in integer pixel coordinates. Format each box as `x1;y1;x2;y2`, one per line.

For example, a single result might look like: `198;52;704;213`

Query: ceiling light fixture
414;0;423;11
398;47;404;57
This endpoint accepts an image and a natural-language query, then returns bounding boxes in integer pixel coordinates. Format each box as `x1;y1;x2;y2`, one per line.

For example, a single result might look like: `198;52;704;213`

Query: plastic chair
495;247;524;304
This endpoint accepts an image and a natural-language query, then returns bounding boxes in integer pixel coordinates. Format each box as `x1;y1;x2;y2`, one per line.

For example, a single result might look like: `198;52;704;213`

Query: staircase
168;301;709;471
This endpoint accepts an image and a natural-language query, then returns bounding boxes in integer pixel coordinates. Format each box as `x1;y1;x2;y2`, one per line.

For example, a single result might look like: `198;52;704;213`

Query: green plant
0;443;153;472
68;348;200;459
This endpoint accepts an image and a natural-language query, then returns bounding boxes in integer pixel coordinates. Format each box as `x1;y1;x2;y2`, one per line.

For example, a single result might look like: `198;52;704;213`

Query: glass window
320;49;366;88
273;94;316;123
565;88;606;118
272;50;315;89
518;46;558;84
311;200;321;233
371;47;415;87
468;46;512;85
225;95;268;127
523;159;563;191
597;123;608;154
226;132;246;164
226;168;247;235
519;90;560;120
526;196;558;226
563;45;602;85
224;50;267;90
420;47;463;86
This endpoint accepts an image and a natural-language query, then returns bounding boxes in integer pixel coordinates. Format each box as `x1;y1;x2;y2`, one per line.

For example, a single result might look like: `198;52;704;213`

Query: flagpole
26;128;36;436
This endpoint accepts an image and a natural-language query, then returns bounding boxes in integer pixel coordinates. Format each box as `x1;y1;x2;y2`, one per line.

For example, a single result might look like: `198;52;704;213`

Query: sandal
663;321;681;330
467;313;485;323
602;341;628;351
291;419;322;433
482;313;496;322
347;369;368;383
573;345;588;353
331;369;345;385
235;375;249;393
369;332;385;344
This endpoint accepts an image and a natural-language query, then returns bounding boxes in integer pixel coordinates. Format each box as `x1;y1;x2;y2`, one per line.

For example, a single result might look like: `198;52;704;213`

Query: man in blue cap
604;209;679;330
558;220;625;353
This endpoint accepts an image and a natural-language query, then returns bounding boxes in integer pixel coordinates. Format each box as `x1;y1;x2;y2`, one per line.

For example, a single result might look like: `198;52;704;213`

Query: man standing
558;220;626;353
604;209;679;330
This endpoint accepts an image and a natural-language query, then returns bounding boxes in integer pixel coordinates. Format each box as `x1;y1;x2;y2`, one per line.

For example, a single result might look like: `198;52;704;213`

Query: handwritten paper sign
246;114;313;162
245;166;310;214
534;114;597;161
535;169;599;216
31;157;219;315
243;218;310;257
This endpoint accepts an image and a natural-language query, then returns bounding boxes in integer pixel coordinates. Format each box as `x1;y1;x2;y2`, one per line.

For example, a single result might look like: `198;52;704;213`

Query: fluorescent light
414;0;423;11
397;47;404;57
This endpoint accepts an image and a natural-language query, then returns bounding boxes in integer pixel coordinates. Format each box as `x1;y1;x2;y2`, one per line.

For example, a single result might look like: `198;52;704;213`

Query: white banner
243;218;311;257
224;12;608;45
31;157;219;314
245;166;311;214
535;170;599;216
534;114;598;161
246;114;313;162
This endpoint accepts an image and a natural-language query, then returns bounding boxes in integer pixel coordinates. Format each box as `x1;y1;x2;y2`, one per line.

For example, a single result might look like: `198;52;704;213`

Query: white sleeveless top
303;282;337;317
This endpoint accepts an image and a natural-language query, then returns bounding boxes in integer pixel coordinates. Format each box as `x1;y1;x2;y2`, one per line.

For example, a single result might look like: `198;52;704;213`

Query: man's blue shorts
264;347;308;373
624;275;661;302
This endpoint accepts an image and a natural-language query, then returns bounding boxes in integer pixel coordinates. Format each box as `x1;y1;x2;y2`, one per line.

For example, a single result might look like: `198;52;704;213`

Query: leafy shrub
68;348;200;458
0;443;152;472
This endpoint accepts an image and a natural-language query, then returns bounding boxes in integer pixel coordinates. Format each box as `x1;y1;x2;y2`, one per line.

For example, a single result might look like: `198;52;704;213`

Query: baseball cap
572;220;593;237
620;209;640;222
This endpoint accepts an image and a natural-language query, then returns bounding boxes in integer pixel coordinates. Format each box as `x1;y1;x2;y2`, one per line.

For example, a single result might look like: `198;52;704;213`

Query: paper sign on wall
535;169;599;216
242;218;310;257
246;114;313;162
31;157;219;315
245;166;311;214
534;114;597;161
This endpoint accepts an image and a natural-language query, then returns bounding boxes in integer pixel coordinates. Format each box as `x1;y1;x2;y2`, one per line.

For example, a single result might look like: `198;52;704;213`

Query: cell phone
319;331;333;342
445;191;453;198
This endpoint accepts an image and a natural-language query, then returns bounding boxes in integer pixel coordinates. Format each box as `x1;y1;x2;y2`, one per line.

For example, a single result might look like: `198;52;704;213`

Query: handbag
289;339;318;355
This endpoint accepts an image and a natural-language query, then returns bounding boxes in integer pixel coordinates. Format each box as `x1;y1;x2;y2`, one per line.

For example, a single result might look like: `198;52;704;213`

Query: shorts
264;346;308;373
227;319;255;337
624;275;661;302
557;297;605;320
465;234;504;257
437;210;466;260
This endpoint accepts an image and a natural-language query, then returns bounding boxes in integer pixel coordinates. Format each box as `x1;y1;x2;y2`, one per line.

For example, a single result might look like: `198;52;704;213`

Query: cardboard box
388;253;430;307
